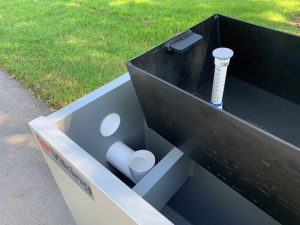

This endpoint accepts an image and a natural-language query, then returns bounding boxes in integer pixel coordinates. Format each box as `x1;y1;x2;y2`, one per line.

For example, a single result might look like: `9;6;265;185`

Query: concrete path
0;69;75;225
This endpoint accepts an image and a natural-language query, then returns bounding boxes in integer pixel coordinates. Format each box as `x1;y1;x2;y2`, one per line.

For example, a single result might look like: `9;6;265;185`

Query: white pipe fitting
211;47;234;109
106;141;155;183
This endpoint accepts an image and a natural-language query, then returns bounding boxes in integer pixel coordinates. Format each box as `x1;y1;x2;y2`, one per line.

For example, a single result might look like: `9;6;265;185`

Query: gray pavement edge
0;68;76;225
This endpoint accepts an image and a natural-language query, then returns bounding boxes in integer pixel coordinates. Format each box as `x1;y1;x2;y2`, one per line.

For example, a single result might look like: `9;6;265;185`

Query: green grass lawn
0;0;299;109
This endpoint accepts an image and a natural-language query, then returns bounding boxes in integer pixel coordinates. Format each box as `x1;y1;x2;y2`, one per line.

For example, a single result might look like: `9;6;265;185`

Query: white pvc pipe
129;150;155;183
211;47;234;109
106;141;155;183
106;142;134;181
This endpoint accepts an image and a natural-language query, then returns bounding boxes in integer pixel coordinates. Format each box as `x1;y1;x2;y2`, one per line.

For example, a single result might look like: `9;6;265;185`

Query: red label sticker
34;132;94;199
36;134;50;152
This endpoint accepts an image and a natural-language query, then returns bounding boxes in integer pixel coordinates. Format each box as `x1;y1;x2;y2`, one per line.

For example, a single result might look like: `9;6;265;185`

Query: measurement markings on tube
35;134;94;200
